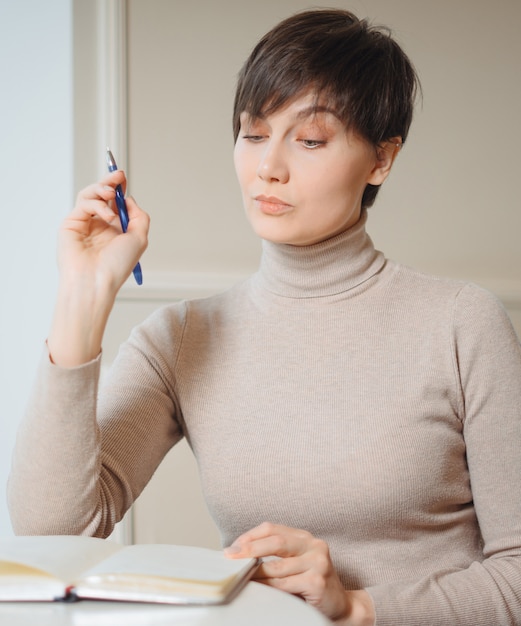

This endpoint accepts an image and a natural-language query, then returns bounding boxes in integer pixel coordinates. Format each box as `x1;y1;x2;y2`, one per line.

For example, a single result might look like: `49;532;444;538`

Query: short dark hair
233;9;420;208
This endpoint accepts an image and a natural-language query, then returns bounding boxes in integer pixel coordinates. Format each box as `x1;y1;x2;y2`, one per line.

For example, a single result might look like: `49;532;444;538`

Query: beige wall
81;0;520;546
126;0;521;299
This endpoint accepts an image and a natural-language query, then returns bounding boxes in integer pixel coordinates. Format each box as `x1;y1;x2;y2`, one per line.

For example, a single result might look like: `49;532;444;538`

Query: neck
255;212;385;299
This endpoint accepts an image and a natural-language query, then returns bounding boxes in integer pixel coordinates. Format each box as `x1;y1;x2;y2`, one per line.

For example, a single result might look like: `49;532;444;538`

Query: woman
8;9;521;625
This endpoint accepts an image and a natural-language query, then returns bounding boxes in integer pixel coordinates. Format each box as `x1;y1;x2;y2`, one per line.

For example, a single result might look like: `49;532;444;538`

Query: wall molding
97;0;133;546
117;269;521;309
96;0;128;174
118;270;251;302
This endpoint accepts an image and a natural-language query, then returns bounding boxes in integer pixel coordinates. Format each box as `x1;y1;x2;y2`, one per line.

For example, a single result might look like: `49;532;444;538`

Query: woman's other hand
224;522;374;625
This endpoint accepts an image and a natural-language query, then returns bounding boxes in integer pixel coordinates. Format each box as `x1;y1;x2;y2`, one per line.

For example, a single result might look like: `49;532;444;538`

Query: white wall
0;0;73;536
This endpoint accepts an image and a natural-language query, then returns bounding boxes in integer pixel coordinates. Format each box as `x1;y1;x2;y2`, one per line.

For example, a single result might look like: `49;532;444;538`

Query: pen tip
106;148;116;167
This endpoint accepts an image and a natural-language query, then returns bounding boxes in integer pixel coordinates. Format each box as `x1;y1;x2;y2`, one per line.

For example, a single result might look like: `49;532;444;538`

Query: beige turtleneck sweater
8;213;521;625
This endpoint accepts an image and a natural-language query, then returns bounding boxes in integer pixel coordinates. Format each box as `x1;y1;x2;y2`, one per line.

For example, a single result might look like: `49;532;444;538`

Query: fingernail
224;544;242;555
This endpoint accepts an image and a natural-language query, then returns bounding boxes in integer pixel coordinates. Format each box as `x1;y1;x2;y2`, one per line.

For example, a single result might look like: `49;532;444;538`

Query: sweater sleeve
7;304;186;538
366;284;521;625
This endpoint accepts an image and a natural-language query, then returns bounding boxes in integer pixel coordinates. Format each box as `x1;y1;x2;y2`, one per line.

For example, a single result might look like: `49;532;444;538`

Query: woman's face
234;92;394;246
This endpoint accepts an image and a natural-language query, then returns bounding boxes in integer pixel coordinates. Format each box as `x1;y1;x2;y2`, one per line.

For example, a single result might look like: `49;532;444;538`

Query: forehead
241;92;342;125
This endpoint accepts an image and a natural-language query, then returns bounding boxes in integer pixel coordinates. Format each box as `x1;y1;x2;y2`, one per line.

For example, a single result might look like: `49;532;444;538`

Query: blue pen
106;148;143;285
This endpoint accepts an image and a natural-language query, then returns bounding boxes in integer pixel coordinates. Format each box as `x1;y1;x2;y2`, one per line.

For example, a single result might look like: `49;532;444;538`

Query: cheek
233;145;253;191
321;160;371;199
307;166;352;202
233;144;242;179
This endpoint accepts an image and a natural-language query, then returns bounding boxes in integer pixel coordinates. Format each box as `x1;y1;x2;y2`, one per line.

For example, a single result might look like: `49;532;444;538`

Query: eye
242;135;266;143
299;139;327;149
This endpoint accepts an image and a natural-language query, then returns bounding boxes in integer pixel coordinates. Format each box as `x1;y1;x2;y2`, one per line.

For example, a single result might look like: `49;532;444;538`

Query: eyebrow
295;105;341;121
241;104;341;124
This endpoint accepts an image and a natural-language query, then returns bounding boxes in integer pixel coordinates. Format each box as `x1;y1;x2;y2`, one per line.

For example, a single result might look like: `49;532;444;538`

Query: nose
257;139;289;183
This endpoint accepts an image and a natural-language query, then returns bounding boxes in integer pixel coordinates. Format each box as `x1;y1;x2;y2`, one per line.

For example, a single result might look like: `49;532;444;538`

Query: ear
367;136;403;186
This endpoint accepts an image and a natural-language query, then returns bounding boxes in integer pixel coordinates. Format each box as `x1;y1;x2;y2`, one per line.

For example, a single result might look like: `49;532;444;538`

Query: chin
258;231;318;247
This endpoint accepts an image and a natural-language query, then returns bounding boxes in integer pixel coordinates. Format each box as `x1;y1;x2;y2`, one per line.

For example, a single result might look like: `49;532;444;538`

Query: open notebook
0;536;258;605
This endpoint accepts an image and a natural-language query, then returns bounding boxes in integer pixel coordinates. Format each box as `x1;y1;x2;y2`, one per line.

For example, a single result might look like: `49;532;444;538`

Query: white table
0;582;331;625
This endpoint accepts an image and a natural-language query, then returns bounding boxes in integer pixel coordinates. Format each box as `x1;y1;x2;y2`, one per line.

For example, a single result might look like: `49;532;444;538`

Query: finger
76;171;126;203
255;570;318;599
230;522;299;545
125;195;148;226
74;184;117;223
69;195;117;224
254;556;303;579
256;564;346;615
225;523;312;559
123;197;150;256
100;169;127;194
73;175;131;224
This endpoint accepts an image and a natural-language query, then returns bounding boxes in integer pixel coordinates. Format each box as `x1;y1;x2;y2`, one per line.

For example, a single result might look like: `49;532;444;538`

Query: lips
254;195;293;215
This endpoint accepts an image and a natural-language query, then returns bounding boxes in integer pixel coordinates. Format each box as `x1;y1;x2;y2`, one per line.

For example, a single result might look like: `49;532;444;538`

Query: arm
366;286;521;625
7;172;154;535
8;311;185;536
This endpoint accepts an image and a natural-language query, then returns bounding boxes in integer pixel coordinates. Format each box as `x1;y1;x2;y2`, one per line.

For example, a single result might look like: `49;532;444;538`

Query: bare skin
48;170;149;367
225;522;375;625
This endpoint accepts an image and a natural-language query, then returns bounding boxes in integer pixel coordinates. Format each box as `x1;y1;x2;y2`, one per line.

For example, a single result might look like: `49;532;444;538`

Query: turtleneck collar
254;211;385;299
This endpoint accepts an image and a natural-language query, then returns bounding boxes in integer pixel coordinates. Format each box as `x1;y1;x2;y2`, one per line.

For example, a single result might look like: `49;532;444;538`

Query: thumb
125;196;150;240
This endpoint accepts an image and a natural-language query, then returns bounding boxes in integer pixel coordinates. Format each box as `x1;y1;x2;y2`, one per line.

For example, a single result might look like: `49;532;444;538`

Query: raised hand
57;170;148;290
48;171;149;367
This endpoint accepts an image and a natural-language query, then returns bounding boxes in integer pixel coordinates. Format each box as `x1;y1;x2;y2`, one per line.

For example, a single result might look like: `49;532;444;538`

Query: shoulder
384;262;517;337
388;261;507;310
395;262;517;342
388;261;466;295
129;278;253;342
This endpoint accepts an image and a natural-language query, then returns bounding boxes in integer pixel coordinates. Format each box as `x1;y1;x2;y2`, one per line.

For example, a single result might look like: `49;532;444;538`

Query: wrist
48;275;116;367
336;590;375;626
